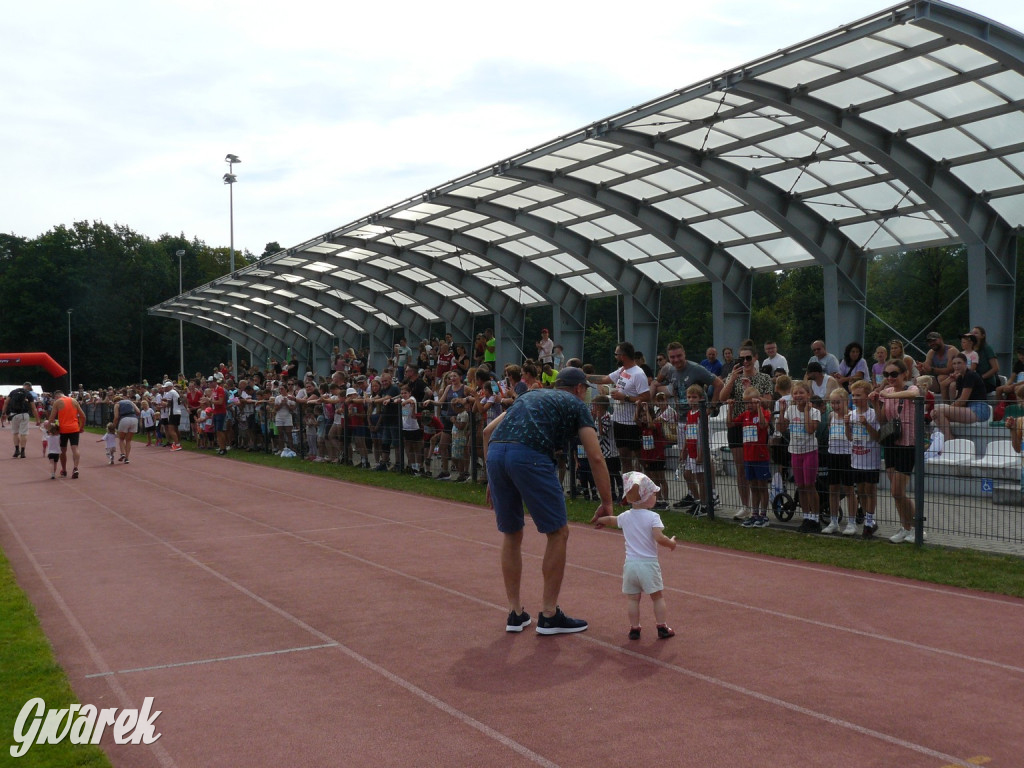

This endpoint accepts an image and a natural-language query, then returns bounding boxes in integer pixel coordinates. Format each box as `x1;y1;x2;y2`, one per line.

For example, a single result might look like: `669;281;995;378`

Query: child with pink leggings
778;381;822;533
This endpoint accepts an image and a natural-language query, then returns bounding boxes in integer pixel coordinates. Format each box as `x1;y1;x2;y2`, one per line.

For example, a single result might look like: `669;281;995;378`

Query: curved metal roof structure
151;0;1023;370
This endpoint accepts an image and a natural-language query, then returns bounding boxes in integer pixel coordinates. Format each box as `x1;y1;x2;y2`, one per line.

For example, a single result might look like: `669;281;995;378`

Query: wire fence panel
144;391;1023;555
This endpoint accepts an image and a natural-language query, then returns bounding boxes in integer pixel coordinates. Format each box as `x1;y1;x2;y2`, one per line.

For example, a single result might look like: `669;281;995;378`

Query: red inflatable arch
0;353;68;378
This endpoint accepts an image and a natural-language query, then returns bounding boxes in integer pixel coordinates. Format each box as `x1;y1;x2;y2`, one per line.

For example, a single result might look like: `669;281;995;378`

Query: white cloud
2;0;1023;258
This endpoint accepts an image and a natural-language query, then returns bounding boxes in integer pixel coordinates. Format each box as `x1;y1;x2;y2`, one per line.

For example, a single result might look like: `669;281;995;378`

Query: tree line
1;219;1018;388
0;221;273;388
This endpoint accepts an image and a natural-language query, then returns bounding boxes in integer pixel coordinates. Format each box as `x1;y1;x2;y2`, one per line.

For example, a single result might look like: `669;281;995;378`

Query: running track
0;441;1021;767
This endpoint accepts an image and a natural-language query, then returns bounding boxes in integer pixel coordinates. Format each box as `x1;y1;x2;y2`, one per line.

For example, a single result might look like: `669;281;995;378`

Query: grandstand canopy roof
151;0;1024;361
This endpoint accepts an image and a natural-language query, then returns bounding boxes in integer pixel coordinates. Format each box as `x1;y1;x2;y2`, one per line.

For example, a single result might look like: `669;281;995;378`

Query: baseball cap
554;367;595;390
926;332;941;341
162;380;174;388
345;387;357;396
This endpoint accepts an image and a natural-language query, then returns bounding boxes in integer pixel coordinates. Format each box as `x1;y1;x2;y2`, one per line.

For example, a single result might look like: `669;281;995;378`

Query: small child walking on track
43;421;61;479
98;422;118;464
595;471;677;640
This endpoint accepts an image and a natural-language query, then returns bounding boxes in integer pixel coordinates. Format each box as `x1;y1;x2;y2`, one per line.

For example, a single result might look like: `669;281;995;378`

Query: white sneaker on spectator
732;506;750;521
841;521;858;536
889;528;911;543
903;530;927;542
821;520;839;535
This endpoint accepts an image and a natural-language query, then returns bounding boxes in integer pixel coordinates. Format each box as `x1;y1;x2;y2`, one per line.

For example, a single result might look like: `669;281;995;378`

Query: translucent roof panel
153;2;1024;348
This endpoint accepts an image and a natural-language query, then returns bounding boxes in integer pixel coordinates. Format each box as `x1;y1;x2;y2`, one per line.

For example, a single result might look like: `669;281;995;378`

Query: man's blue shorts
213;413;226;432
487;442;567;534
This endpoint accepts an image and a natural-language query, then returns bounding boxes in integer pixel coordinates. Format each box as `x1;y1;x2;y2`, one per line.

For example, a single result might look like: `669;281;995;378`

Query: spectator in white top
535;328;554;365
762;340;789;375
586;342;650;472
808;340;841;376
805;361;840;399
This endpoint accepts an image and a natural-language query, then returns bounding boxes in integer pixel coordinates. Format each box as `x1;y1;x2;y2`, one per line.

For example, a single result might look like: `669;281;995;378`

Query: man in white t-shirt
763;340;789;376
587;342;650;472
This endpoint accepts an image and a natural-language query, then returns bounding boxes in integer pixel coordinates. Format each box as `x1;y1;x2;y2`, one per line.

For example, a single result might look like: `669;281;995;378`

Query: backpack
7;388;29;414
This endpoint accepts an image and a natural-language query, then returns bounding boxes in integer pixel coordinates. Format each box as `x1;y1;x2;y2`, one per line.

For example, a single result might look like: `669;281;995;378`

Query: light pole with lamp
66;309;72;392
176;249;186;378
223;154;240;378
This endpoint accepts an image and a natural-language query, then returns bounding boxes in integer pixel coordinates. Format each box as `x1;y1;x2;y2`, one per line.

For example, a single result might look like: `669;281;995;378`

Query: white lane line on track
84;643;341;678
584;635;978;768
166;463;1024;674
180;458;1024;609
0;507;179;768
58;488;561;768
69;471;989;768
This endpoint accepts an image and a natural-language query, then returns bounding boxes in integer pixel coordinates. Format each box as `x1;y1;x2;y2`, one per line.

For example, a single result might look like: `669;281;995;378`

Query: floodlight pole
176;249;186;377
224;154;240;378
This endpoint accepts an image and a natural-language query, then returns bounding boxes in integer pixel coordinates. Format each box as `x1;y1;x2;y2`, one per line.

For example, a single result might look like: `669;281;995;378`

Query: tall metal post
176;249;186;377
224;154;241;378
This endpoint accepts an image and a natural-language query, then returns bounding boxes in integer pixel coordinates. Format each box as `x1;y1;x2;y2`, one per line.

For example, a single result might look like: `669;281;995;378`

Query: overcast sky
3;0;1022;259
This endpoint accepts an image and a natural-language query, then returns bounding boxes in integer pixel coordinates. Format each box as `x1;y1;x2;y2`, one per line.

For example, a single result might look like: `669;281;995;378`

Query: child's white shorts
622;558;664;594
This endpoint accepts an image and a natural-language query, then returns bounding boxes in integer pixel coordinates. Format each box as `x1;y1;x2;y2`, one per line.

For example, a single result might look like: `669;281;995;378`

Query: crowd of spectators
4;324;1017;537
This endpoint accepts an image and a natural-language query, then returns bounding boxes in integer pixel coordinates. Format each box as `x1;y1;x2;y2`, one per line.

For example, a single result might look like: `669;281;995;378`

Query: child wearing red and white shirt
680;385;708;517
728;387;772;528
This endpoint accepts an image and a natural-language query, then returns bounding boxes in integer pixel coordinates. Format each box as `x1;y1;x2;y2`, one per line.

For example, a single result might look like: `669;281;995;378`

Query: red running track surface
0;441;1021;767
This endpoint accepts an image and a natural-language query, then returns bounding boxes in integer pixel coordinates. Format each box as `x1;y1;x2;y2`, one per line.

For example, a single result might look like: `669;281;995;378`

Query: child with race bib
727;387;772;528
778;381;822;533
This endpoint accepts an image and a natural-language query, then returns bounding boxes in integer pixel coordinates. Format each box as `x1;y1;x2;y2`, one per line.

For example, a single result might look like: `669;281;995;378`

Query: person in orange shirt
48;389;87;479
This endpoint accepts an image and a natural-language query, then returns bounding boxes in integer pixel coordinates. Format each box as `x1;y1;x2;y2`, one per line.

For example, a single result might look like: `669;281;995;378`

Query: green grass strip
0;546;111;767
213;444;1024;598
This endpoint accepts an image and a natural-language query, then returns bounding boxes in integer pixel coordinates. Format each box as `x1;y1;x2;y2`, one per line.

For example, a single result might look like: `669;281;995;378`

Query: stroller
770;447;857;524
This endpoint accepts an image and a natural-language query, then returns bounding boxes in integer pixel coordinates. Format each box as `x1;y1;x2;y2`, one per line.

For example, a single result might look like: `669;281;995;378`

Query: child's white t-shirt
44;434;60;456
849;407;881;471
103;433;118;451
140;408;155;428
785;405;821;455
617;507;665;560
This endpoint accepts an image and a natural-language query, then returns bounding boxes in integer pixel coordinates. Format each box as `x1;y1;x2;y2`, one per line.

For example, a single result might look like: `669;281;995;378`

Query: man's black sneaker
628;627;641;640
12;448;19;458
657;624;675;639
536;607;588;635
505;609;532;633
862;523;877;540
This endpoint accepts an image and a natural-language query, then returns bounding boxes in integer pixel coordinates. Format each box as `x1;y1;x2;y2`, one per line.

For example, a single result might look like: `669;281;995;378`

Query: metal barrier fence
562;398;1023;553
154;395;1023;553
